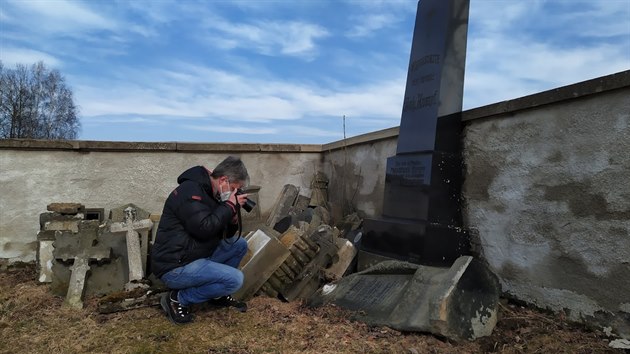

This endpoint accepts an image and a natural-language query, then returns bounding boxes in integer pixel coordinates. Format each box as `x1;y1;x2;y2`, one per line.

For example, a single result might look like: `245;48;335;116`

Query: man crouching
151;156;250;324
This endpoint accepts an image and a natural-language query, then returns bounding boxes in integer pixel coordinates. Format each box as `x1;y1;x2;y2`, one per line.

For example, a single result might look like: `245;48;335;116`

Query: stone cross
53;221;111;309
110;206;153;289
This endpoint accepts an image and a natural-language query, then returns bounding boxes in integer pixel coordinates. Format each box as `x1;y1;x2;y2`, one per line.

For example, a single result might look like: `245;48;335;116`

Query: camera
235;188;256;213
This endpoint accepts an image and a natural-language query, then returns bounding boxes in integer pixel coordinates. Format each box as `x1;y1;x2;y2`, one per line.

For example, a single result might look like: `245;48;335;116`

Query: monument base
360;217;470;268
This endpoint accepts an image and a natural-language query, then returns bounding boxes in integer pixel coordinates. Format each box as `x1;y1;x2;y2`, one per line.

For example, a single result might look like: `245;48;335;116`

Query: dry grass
0;265;622;354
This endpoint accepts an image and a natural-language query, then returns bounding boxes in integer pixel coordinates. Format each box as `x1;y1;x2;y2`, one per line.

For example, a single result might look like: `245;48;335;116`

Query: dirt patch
0;265;622;354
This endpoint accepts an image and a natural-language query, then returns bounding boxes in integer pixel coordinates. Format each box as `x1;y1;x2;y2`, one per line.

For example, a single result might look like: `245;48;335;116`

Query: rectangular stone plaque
381;151;463;224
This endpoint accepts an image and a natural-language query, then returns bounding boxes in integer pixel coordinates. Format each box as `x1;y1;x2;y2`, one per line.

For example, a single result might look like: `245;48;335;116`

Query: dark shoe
160;290;193;324
208;295;248;312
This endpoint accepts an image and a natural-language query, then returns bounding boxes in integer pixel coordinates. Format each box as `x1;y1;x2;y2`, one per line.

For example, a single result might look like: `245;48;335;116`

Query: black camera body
236;189;256;213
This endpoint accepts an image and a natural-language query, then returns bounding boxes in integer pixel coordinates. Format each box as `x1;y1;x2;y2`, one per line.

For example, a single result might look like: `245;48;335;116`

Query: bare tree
0;61;80;139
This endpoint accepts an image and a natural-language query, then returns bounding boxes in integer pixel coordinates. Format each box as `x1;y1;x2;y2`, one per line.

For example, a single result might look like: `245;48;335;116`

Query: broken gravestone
233;229;291;301
309;256;500;341
53;220;112;309
266;184;299;228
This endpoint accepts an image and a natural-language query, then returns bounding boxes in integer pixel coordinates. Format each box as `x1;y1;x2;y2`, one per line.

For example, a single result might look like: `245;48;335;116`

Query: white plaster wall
463;88;630;336
0;150;321;262
322;139;397;220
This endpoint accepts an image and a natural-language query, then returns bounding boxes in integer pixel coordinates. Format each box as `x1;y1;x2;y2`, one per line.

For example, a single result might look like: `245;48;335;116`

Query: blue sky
1;0;629;144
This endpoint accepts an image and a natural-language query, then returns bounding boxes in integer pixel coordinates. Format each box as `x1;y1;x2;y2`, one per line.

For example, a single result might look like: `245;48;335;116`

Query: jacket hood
177;166;213;195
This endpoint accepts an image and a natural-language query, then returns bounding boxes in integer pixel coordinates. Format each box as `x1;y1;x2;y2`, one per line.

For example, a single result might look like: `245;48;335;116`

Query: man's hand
236;190;249;208
227;188;248;208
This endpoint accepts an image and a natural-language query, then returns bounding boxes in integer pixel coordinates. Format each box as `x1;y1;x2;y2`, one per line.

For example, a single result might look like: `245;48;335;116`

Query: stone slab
309;256;500;340
40;212;85;229
233;229;290;301
47;203;85;214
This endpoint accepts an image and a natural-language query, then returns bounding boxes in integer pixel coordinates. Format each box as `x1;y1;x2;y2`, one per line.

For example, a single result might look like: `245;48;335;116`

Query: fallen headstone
234;229;290;301
309;256;500;341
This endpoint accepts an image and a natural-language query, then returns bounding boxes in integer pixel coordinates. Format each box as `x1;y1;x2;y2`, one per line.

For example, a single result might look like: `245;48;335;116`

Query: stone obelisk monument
360;0;471;268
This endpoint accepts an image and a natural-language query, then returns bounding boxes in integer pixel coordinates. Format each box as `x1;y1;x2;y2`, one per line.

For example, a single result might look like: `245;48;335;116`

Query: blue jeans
160;236;248;306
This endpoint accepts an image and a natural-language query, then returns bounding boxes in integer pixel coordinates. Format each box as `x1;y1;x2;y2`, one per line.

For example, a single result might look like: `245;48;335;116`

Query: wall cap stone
462;70;630;121
0;139;320;153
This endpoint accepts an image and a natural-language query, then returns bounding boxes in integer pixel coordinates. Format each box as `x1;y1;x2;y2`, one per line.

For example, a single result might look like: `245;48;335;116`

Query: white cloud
182;123;342;139
463;0;630;109
201;15;329;58
5;0;116;33
183;125;278;135
346;13;399;38
73;59;405;128
0;47;62;67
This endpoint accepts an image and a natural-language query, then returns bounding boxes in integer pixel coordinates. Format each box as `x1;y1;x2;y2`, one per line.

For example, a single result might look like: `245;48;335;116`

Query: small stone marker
110;206;153;289
53;221;111;309
309;256;501;341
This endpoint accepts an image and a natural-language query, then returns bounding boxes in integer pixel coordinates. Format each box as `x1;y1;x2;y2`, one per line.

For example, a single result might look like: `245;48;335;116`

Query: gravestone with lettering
361;0;470;267
309;256;501;340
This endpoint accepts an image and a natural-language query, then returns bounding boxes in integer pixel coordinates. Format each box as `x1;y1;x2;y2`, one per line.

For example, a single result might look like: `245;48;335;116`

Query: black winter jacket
151;166;238;278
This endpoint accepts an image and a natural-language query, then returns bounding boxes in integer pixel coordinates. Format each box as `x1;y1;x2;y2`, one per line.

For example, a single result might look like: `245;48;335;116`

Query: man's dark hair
211;156;249;184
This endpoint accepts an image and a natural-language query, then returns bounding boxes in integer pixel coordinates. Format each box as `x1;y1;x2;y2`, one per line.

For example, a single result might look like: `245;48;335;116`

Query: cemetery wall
321;71;630;336
0;142;321;263
461;72;630;336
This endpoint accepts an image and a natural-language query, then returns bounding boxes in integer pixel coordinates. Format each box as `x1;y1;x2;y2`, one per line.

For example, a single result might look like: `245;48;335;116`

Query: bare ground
0;265;623;354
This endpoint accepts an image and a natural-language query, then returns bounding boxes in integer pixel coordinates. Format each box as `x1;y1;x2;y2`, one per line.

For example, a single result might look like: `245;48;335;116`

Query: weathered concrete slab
233;229;290;301
47;203;84;214
309;256;500;341
37;230;59;283
309;172;329;207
